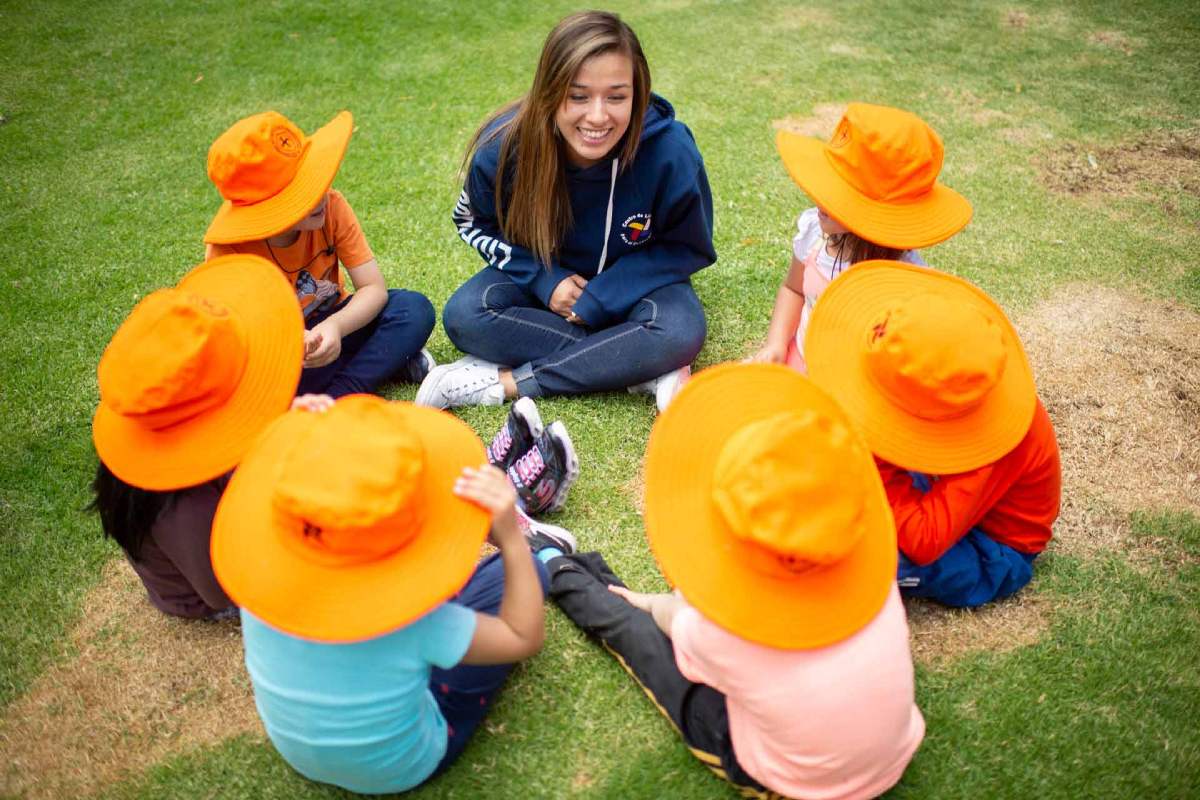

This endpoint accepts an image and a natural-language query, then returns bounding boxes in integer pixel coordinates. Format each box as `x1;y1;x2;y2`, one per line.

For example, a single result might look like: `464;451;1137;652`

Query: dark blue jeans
896;473;1038;607
297;288;435;399
428;551;550;778
442;268;706;397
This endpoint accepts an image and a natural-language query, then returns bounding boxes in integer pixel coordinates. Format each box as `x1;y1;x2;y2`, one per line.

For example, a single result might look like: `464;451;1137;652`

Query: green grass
2;0;1198;797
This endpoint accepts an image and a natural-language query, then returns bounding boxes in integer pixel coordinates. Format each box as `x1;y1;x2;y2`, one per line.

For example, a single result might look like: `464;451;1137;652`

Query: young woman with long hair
417;10;715;413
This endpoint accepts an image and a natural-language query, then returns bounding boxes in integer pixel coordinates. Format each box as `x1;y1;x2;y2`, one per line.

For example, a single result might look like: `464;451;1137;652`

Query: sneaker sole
518;508;578;553
545;420;580;513
415;363;454;408
511;397;545;440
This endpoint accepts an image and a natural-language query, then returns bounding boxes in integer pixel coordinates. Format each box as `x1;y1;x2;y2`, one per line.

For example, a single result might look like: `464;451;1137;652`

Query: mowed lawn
1;1;1198;798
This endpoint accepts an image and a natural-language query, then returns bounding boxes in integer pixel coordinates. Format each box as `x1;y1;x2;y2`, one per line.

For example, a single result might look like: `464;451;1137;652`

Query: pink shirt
671;585;924;800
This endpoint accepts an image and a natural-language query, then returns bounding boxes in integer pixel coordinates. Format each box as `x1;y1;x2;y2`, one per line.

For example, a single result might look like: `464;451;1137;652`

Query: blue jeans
428;551;550;778
897;473;1038;607
442;268;706;397
297;288;435;399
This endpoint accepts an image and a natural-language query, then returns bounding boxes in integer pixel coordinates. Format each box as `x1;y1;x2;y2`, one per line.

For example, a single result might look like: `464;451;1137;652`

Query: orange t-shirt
205;189;373;318
877;399;1062;565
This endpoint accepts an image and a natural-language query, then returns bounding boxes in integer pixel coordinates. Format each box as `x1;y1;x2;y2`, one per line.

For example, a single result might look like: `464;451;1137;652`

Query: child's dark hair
828;232;903;274
90;461;179;562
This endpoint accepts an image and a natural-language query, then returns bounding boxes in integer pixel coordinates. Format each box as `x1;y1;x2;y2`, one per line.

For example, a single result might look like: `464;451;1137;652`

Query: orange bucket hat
805;261;1036;474
92;255;303;491
210;396;491;643
775;103;972;250
204;110;353;244
644;363;896;650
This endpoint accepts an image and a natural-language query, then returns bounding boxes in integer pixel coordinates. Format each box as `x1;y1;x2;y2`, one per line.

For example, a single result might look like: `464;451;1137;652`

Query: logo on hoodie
620;213;652;246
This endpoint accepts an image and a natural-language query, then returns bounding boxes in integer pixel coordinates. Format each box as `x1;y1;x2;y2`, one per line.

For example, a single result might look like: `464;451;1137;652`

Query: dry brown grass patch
1004;9;1030;29
0;560;260;799
1087;30;1137;56
1017;284;1200;558
772;103;846;140
906;591;1052;668
1039;128;1200;203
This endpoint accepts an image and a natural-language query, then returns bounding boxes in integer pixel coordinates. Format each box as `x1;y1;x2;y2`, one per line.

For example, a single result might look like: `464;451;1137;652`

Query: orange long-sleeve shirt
877;400;1062;566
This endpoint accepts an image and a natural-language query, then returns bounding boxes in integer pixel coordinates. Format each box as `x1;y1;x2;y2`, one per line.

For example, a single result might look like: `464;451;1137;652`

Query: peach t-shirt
671;584;924;800
206;189;373;318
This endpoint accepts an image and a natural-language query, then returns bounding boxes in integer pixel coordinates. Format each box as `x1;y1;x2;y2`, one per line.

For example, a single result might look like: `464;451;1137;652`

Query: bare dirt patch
1018;284;1200;558
1087;30;1137;56
0;560;260;799
907;591;1051;668
1004;9;1030;29
772;103;846;140
1039;128;1200;202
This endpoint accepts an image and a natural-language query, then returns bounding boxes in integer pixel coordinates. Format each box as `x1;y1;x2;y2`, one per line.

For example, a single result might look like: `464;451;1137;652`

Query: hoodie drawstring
597;157;618;274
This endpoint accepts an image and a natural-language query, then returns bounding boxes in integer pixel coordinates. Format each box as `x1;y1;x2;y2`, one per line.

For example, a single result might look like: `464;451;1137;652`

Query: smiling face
555;51;634;168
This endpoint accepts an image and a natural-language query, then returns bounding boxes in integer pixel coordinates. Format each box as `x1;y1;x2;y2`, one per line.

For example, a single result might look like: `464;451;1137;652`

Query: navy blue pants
297;288;435;399
896;473;1038;607
442;268;706;398
428;551;550;777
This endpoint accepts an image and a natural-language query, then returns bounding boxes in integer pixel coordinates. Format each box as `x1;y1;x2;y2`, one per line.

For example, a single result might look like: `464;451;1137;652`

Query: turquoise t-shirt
241;603;477;794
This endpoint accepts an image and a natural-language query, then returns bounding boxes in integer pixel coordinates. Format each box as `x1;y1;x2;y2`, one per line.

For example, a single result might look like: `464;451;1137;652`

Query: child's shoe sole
545;420;580;513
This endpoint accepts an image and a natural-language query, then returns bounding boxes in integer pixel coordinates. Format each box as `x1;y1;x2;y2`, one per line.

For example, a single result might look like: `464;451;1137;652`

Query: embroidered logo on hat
272;126;302;156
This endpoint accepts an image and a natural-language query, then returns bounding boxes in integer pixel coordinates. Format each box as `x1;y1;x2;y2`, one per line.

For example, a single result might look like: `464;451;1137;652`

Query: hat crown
825;103;944;204
712;410;868;576
864;291;1007;420
273;399;426;566
207;111;309;206
97;289;248;431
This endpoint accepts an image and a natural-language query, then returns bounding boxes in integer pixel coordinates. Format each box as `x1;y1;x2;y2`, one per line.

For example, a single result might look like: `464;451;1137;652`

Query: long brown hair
827;233;903;274
465;11;652;267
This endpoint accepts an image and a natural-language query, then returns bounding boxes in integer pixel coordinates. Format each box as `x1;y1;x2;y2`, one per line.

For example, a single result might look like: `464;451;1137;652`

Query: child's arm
876;460;1005;565
749;254;805;363
453;464;546;665
608;586;686;637
304;260;388;368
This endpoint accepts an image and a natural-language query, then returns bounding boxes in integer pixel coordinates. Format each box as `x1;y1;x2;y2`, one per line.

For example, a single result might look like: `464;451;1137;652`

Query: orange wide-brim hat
644;363;897;650
805;261;1036;474
211;398;490;643
776;103;972;250
204;111;353;244
92;255;303;491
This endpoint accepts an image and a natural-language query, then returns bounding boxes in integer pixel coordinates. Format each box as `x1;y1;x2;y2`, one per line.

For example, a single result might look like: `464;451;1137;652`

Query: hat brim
644;363;897;650
92;254;303;490
204;111;353;244
211;401;491;643
776;130;972;250
806;261;1036;474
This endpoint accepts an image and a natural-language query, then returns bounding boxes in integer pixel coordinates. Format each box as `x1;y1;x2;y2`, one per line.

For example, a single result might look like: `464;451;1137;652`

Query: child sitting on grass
210;395;574;793
806;261;1062;608
90;255;305;619
542;363;925;799
204;110;435;398
751;103;972;372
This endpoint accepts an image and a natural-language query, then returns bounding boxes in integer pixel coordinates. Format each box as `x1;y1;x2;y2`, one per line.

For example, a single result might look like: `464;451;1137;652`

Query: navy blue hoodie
452;94;716;328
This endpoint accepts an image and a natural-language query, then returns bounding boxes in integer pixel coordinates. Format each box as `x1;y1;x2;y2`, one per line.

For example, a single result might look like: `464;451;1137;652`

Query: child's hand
608;585;666;614
304;320;342;368
747;342;787;365
291;394;335;413
454;464;521;547
549;274;588;318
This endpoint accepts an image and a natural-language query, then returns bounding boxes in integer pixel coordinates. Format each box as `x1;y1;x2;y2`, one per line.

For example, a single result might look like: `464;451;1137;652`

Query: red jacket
877;400;1062;566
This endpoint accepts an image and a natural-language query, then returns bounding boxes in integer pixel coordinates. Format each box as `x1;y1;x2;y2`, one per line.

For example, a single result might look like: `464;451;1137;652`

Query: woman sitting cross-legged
417;10;715;414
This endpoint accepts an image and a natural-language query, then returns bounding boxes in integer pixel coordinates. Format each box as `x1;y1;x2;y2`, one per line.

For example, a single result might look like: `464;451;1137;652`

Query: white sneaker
515;506;578;555
415;356;506;409
627;365;691;413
